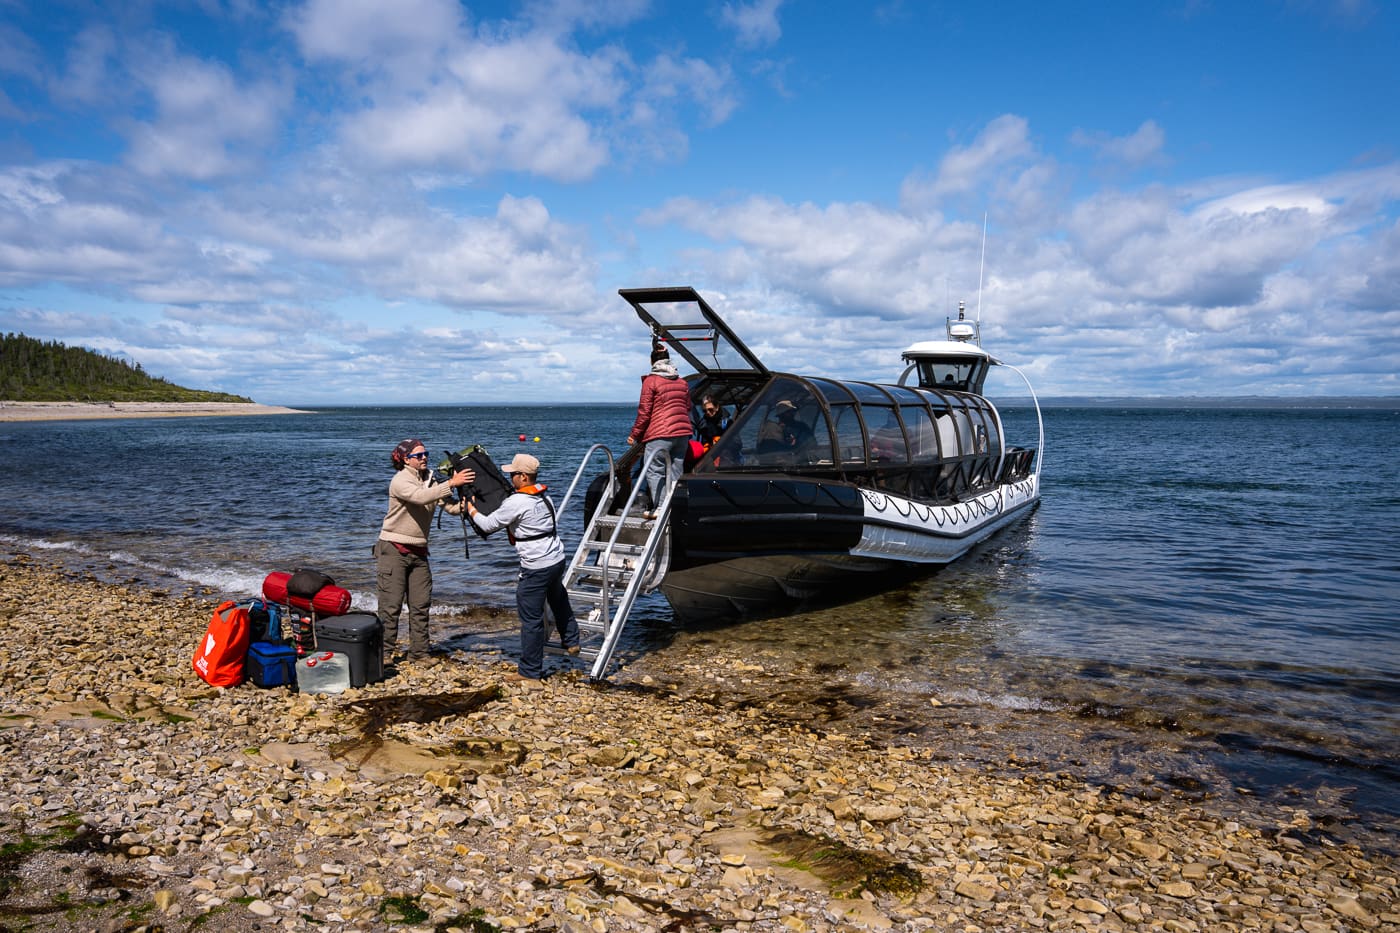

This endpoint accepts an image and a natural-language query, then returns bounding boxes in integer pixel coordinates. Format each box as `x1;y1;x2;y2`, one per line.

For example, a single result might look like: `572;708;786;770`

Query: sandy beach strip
0;401;312;422
0;554;1395;932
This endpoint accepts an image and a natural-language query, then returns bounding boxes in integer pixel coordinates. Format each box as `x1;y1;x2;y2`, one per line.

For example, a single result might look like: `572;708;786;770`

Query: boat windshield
913;359;984;392
704;377;833;470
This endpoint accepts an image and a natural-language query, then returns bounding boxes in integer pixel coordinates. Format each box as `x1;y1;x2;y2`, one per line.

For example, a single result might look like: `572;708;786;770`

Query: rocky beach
1;554;1396;932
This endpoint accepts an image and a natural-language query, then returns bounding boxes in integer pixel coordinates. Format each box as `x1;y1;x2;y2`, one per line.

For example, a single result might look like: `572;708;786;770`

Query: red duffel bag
262;571;352;616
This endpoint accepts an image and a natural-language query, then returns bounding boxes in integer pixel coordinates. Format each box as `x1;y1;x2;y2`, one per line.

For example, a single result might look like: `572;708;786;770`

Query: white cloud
720;0;784;48
51;25;117;106
0;22;42;81
1072;120;1167;168
288;0;737;180
0;163;178;287
381;194;598;310
518;0;652;34
287;0;462;67
638;54;737;129
4;0;1399;414
125;50;288;180
636;129;1400;398
901;115;1037;210
290;1;624;180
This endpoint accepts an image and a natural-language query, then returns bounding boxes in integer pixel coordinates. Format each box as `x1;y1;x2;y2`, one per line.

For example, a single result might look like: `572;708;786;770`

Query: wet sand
0;401;312;422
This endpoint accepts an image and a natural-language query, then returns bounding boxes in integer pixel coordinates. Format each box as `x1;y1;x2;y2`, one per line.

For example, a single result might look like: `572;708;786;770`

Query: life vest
507;484;558;545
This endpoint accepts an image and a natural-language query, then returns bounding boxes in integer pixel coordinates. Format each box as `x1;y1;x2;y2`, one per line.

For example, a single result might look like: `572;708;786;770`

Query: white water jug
296;650;351;695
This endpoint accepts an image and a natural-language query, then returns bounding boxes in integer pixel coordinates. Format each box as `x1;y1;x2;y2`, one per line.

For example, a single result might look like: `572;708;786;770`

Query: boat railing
847;449;1006;502
997;447;1037;484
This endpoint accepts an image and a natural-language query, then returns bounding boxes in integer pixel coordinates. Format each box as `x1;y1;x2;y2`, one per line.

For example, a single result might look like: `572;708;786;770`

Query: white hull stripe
850;476;1039;563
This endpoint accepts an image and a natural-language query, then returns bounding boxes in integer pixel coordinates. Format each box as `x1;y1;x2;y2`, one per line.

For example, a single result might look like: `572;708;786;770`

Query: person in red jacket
626;342;694;519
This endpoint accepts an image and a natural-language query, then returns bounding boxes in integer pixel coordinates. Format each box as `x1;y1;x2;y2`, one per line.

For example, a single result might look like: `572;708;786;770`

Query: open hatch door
620;286;770;380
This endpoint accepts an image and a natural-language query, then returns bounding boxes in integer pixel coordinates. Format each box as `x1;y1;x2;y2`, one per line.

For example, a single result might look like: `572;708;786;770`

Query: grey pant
375;539;433;657
644;435;689;511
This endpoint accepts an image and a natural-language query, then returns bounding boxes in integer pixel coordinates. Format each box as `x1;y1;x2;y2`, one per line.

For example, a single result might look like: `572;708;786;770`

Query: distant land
1;332;252;403
996;396;1400;410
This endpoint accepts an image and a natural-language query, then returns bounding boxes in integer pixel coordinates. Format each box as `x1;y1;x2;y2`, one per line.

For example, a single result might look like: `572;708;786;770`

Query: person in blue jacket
696;393;731;451
466;452;580;683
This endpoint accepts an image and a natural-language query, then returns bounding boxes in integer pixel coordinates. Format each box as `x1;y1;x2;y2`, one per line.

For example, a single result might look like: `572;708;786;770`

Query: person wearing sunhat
377;438;475;662
756;399;813;454
465;452;580;683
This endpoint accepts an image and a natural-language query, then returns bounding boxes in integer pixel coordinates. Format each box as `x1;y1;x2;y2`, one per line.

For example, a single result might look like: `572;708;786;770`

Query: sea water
1;402;1397;846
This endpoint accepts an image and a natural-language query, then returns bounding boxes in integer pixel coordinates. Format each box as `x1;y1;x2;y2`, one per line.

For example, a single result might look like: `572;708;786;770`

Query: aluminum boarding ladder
553;445;673;680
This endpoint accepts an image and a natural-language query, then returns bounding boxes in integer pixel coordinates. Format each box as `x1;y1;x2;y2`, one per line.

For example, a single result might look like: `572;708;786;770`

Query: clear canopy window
699;374;1003;475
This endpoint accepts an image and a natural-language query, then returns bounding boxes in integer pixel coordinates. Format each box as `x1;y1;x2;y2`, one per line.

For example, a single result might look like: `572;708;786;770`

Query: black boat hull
660;473;1040;620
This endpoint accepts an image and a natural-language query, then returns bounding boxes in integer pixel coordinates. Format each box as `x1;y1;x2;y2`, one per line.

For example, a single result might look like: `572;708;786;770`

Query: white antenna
976;212;987;325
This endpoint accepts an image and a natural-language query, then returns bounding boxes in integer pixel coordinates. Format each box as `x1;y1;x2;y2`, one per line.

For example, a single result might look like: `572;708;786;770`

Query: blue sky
2;0;1397;405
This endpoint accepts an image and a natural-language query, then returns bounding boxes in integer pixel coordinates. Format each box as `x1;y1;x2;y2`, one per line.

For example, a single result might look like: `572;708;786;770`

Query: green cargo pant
375;539;433;658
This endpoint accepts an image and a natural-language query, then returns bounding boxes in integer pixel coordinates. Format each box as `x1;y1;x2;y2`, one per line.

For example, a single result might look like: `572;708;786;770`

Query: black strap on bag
508;495;558;544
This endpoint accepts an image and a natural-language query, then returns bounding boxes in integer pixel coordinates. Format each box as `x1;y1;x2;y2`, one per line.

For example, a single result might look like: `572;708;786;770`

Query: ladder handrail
558;442;616;517
590;446;666;626
555;444;676;680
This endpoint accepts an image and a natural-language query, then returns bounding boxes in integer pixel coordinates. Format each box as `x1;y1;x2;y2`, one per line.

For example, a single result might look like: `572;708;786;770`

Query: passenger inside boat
695;394;731;452
914;359;981;392
869;409;908;463
757;399;814;456
703;380;824;469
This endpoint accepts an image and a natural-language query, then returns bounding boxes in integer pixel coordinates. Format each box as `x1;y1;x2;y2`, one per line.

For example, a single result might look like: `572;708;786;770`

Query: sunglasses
406;451;429;460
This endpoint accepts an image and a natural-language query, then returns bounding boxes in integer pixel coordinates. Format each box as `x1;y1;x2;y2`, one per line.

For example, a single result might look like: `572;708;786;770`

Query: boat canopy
620;286;769;380
696;373;1005;483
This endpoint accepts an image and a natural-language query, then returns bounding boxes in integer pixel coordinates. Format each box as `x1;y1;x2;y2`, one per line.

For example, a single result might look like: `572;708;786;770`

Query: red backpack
193;600;251;687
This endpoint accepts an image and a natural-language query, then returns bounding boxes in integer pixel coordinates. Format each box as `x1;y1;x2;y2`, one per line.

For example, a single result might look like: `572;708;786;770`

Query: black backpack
437;445;515;542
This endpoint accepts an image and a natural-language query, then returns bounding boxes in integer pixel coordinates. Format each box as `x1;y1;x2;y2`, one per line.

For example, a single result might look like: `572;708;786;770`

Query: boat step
568;569;637;587
594;515;658;531
581;540;645;556
544;645;599;661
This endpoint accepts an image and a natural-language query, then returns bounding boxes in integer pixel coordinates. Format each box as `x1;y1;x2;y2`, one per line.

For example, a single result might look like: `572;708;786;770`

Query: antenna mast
976;212;987;326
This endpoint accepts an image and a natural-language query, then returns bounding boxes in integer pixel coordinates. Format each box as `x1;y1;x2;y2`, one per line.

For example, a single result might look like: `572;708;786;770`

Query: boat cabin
897;303;993;395
621;287;1033;505
691;374;1026;502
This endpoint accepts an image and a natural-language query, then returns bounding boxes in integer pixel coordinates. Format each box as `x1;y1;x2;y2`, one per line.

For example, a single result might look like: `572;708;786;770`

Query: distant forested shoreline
0;333;251;403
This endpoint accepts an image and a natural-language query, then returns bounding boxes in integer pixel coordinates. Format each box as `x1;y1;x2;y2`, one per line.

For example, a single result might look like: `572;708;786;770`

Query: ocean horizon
257;396;1400;411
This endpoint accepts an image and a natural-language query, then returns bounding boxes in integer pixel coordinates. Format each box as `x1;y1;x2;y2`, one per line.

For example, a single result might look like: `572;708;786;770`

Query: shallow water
2;402;1397;848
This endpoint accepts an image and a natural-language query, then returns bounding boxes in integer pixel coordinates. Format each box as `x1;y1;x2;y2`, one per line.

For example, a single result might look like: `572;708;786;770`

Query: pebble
0;556;1397;932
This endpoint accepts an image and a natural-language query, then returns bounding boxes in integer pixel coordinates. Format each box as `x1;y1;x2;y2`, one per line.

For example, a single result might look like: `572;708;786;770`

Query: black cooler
314;613;384;687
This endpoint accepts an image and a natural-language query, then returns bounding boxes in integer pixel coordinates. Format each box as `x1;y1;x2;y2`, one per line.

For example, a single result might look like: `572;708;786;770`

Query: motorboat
558;286;1042;675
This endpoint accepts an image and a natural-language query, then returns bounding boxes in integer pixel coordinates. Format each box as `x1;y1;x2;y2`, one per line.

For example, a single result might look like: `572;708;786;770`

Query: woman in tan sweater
376;438;474;661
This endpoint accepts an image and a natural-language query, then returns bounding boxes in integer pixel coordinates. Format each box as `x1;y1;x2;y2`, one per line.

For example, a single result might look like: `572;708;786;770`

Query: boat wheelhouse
557;287;1042;677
